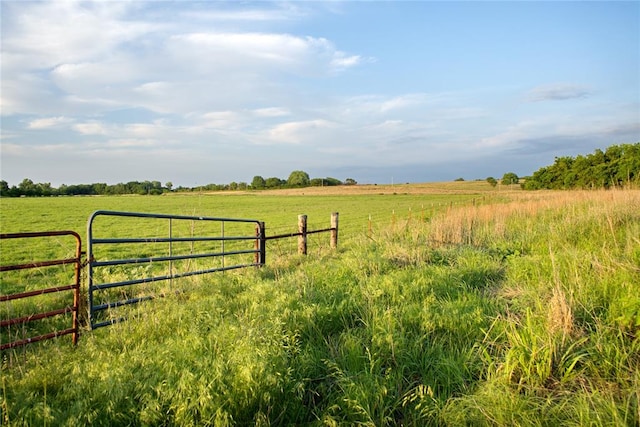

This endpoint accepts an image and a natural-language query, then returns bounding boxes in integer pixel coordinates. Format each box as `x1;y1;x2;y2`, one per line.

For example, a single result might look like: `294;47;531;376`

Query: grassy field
1;183;639;425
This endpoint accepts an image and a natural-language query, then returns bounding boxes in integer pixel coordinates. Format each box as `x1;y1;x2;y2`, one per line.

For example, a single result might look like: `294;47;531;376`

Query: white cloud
1;1;157;71
200;111;242;130
124;121;171;138
330;53;363;71
73;121;108;135
179;3;307;23
168;32;360;76
134;82;170;95
1;1;363;120
27;116;73;129
266;119;336;144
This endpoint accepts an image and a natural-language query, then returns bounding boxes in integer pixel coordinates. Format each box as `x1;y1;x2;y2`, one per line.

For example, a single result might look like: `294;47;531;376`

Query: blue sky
1;1;638;187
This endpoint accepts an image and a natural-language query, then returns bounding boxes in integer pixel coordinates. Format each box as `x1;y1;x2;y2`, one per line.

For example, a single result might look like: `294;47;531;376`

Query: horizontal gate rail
87;210;263;330
1;231;82;350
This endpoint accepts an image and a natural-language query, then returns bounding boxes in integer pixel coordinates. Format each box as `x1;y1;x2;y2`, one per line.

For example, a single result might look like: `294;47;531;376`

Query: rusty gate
1;231;82;350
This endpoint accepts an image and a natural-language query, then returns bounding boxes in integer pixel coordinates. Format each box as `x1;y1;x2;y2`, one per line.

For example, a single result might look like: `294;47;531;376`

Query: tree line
0;171;357;197
3;142;636;197
522;143;640;190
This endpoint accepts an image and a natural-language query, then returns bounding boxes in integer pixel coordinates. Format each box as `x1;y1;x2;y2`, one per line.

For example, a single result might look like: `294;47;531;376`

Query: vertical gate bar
72;233;82;344
87;215;95;329
169;217;173;289
221;220;225;270
254;223;260;265
255;222;266;266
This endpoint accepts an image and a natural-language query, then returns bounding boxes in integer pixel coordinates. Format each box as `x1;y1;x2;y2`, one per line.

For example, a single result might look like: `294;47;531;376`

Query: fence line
264;212;338;256
1;211;339;347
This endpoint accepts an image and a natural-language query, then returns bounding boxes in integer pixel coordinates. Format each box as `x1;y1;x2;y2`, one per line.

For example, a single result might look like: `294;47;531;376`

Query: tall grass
1;189;638;425
436;190;640;425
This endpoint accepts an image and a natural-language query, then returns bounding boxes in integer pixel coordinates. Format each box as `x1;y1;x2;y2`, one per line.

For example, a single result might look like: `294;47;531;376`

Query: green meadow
1;185;639;426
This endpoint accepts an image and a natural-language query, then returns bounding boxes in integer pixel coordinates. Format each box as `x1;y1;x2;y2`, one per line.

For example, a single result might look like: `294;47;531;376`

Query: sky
1;0;639;187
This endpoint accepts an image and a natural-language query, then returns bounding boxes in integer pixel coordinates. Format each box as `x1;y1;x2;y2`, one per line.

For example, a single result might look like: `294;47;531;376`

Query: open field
1;183;639;426
0;183;495;252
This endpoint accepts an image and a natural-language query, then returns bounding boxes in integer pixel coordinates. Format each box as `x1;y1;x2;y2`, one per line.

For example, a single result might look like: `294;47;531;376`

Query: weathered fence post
255;222;266;266
331;212;339;249
298;215;307;255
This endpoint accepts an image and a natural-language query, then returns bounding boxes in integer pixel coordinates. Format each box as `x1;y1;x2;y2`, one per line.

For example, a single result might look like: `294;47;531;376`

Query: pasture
1;184;639;426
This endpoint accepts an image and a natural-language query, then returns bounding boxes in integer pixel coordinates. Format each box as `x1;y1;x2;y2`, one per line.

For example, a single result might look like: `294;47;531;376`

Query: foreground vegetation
1;187;639;425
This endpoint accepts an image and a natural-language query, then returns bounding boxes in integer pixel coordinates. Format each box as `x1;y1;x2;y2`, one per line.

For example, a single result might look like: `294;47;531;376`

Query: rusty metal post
331;212;339;249
72;234;82;345
298;215;307;255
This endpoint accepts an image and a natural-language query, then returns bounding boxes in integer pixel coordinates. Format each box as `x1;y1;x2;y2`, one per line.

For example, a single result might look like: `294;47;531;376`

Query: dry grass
425;189;640;247
200;180;512;196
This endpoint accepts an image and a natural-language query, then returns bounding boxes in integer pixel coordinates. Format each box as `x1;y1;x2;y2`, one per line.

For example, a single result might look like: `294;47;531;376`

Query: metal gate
87;211;263;329
1;231;82;350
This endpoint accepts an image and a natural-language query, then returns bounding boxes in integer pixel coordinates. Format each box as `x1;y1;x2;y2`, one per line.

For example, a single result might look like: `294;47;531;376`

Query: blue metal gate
87;211;263;329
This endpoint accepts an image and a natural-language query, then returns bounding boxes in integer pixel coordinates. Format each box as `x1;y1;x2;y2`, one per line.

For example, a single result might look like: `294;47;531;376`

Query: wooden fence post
331;212;339;249
298;215;307;255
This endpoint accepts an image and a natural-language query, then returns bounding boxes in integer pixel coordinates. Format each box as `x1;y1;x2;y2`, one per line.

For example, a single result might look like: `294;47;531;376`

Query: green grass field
1;184;639;426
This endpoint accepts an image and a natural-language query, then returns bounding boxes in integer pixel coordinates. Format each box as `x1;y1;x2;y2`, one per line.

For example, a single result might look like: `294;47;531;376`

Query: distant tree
18;178;36;196
265;177;284;188
0;180;10;197
251;176;266;189
344;178;357;185
36;182;55;196
92;183;107;195
501;172;519;185
609;143;640;186
287;170;310;188
310;177;342;187
454;177;465;182
523;143;640;190
165;182;173;192
486;177;498;187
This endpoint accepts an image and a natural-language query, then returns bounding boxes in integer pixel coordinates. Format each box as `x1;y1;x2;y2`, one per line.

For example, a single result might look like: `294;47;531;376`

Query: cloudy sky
1;1;639;187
